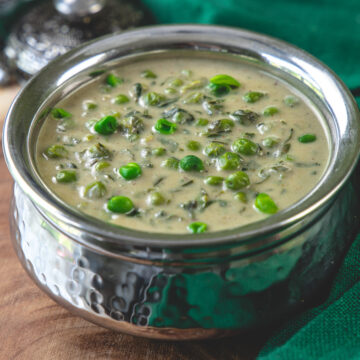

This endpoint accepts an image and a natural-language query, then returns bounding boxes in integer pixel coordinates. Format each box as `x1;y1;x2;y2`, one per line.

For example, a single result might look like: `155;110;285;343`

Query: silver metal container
3;25;360;340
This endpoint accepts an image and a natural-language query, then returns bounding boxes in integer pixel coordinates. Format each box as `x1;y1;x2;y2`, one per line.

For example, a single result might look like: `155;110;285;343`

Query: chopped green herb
154;118;177;135
196;118;209;126
202;98;224;115
142;92;167;106
113;94;130;104
180;79;206;93
187;222;208;234
243;91;264;103
209;74;240;88
208;83;230;97
106;74;123;87
84;181;106;199
161;157;180;170
141;70;157;79
162;107;194;124
230;109;259;126
182;91;204;104
94;115;117;135
204;176;224;186
119;113;144;137
51;108;71;119
56;170;77;183
44;145;68;159
85;143;112;160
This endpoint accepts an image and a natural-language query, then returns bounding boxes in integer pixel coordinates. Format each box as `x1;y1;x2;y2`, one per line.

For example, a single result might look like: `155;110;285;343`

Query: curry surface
36;55;328;233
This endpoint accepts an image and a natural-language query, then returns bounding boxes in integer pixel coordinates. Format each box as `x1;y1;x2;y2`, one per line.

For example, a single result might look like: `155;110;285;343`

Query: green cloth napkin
142;0;360;358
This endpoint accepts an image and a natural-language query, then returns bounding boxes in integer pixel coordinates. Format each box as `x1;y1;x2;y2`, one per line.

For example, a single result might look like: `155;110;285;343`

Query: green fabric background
1;1;359;358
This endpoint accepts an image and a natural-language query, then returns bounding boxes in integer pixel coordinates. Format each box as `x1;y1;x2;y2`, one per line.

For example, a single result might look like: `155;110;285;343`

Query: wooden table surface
0;86;269;360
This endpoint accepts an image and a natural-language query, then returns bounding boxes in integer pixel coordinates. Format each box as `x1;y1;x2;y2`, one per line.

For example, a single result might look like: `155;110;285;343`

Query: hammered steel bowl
3;25;360;340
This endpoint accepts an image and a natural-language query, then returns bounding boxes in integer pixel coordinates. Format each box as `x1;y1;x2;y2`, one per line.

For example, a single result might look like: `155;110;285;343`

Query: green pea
148;192;165;206
204;142;226;157
263;106;279;116
208;83;230;97
218;152;242;170
196;118;209;127
107;196;134;213
95;161;110;172
44;145;68;159
82;101;97;110
94;115;117;135
152;147;167;156
204;176;224;186
179;155;204;172
113;94;129;104
161;157;180;170
298;134;317;143
106;73;123;87
141;70;157;79
225;171;250;190
143;92;166;106
119;162;142;180
154;118;177;135
56;170;77;183
255;193;278;214
284;95;299;107
209;74;240;88
187;222;208;234
234;191;247;203
51;108;71;119
169;78;183;87
84;181;106;199
243;91;264;103
262;137;279;148
186;140;201;151
232;138;258;156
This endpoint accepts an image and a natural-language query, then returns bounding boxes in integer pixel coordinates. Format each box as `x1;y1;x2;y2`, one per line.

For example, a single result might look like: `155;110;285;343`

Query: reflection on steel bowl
3;25;360;340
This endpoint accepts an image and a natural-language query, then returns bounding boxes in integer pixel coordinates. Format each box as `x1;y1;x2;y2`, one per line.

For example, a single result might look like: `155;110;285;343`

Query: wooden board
0;86;268;360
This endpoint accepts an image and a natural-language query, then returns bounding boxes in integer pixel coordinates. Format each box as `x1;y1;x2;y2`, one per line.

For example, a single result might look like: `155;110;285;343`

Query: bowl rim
3;24;360;249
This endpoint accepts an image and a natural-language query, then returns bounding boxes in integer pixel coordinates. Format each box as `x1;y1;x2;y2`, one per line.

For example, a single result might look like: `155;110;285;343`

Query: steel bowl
3;25;360;340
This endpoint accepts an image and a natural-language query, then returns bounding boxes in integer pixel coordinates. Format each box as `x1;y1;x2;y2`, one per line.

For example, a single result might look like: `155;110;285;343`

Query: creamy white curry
36;54;329;234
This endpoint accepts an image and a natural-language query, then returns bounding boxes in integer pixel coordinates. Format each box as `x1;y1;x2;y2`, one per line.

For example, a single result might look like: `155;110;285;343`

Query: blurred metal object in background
4;0;153;79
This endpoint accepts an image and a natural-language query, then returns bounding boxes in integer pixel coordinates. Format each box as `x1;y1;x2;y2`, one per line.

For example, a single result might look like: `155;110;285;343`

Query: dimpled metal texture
4;26;360;340
9;178;358;340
